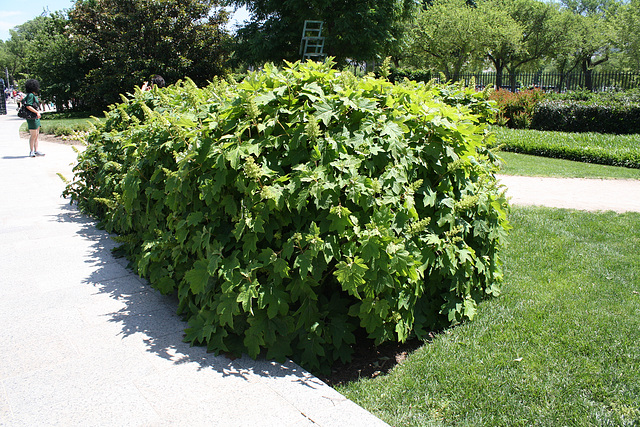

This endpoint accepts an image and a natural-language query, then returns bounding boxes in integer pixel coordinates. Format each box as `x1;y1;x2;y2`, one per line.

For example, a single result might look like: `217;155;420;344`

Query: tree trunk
488;55;504;90
509;70;517;92
582;61;593;91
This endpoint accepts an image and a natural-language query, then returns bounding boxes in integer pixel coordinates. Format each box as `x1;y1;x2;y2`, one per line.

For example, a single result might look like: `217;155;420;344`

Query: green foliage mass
64;60;509;371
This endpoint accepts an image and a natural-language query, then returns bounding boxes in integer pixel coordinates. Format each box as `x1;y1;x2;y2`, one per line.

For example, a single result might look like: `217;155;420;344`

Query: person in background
0;78;6;115
141;74;165;91
23;79;43;157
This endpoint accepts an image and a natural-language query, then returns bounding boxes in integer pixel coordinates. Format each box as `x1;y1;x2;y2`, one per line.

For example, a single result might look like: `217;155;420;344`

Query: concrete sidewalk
0;111;389;426
498;174;640;213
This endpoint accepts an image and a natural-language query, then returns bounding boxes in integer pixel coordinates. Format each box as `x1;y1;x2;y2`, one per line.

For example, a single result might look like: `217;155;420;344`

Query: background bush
544;88;640;104
480;87;640;134
531;99;640;134
64;60;509;372
387;67;433;84
20;117;97;136
489;89;546;129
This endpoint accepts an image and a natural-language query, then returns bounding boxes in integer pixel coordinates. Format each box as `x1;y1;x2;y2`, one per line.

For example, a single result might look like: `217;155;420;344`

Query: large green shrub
64;60;509;371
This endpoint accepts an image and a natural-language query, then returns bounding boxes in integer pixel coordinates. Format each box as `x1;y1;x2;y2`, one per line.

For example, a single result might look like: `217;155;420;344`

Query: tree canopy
230;0;414;66
406;0;492;81
614;0;640;70
1;0;639;112
0;13;84;110
69;0;231;109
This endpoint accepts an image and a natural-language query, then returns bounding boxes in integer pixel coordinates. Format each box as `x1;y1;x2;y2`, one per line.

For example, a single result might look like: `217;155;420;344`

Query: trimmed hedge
388;67;433;84
531;100;640;134
64;60;509;371
492;127;640;169
544;89;640;104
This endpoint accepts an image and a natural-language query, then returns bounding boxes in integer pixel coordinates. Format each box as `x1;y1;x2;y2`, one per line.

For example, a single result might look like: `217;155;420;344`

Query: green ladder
299;20;326;61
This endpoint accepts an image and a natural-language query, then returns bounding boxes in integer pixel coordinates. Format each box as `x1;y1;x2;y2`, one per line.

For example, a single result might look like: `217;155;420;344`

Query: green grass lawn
498;151;640;180
19;117;102;136
338;207;640;426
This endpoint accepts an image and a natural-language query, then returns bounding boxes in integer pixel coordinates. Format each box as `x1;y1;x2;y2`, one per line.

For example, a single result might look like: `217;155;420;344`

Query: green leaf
463;298;478;319
187;211;204;226
380;121;404;141
155;276;176;295
259;286;290;319
314;100;337;126
329;316;356;348
265;333;293;362
184;260;209;294
236;279;259;314
243;319;266;359
255;90;277;105
334;256;369;297
216;292;239;328
226;145;242;169
294;252;313;277
273;257;291;278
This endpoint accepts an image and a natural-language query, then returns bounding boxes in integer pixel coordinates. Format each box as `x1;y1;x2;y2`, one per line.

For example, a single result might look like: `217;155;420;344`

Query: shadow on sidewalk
51;202;320;387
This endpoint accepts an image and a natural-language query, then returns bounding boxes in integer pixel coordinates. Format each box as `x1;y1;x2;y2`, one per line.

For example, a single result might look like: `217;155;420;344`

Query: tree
0;42;9;80
0;41;18;88
550;0;619;90
69;0;231;109
19;13;86;110
613;0;640;70
3;28;31;85
481;3;523;89
0;13;84;110
484;0;573;91
229;0;414;66
563;14;614;90
559;0;618;16
406;0;491;81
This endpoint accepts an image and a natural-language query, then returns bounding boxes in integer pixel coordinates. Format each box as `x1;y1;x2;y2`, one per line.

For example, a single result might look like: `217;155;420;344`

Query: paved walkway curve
497;174;640;213
0;109;389;426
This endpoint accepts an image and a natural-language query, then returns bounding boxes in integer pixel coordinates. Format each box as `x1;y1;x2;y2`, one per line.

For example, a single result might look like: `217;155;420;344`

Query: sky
0;0;75;41
0;0;250;41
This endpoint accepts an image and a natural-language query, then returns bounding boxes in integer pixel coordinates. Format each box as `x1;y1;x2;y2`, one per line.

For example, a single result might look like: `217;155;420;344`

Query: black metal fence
454;71;640;92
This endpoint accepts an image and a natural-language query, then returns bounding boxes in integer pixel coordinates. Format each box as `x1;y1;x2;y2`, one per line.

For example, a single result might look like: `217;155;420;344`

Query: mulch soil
20;131;85;146
317;336;428;387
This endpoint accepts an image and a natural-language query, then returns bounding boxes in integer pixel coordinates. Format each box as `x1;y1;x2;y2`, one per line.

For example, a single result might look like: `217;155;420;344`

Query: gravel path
497;174;640;213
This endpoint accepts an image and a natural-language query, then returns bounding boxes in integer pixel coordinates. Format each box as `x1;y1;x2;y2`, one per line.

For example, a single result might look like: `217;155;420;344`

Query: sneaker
29;151;35;157
34;151;45;157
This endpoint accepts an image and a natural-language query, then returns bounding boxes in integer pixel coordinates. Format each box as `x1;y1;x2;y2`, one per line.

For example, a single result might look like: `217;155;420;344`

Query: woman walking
23;79;44;157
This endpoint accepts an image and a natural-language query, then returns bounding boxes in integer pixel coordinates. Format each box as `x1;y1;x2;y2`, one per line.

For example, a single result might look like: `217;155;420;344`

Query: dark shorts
26;119;41;130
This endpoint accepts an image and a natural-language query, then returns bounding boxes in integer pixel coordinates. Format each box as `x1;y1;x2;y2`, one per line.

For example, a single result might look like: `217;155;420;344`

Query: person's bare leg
29;129;37;153
29;128;40;154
